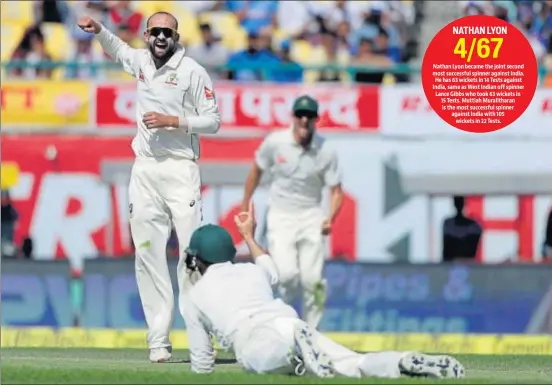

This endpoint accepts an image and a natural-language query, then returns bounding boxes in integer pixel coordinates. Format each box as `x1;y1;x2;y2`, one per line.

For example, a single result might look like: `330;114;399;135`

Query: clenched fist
77;16;102;34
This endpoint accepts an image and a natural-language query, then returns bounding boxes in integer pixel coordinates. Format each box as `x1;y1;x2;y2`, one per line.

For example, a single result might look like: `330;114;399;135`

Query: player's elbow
245;164;263;189
202;112;220;134
210;116;221;134
330;184;343;197
187;114;220;134
250;163;263;178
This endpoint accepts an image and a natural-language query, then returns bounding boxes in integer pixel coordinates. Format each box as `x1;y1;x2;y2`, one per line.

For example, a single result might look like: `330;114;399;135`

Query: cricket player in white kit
242;95;343;328
78;13;220;362
181;202;466;379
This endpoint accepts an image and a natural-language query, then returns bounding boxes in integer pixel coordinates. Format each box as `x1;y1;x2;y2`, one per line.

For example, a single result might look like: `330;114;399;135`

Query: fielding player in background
78;12;220;362
241;95;343;328
181;201;466;379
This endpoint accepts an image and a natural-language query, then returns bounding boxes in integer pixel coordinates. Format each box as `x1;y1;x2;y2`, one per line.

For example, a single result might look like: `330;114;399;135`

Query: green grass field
2;348;551;384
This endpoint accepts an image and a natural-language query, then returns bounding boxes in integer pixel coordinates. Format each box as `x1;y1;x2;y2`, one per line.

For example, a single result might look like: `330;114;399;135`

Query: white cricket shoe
293;324;334;378
149;347;172;363
399;352;465;379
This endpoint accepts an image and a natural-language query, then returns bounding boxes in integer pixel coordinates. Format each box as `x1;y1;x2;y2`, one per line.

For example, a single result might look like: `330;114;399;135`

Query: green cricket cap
292;95;319;116
187;224;236;264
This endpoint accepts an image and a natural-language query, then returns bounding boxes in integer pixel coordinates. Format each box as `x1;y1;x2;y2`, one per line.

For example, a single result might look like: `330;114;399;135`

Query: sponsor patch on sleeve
204;87;214;100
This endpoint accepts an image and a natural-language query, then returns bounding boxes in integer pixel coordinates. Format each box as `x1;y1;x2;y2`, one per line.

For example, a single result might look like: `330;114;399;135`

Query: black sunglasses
147;27;177;38
294;111;318;119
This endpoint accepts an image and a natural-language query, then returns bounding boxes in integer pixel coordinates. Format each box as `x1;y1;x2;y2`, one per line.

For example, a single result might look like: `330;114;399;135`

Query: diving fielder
78;13;220;362
181;202;466;379
242;95;343;328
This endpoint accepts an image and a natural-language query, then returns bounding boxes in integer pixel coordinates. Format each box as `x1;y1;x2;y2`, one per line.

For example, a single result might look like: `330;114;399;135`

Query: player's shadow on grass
216;358;237;365
169;357;237;364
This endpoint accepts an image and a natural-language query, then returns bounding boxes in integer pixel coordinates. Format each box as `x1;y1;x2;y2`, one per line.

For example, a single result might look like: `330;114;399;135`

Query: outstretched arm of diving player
234;200;279;286
181;298;215;373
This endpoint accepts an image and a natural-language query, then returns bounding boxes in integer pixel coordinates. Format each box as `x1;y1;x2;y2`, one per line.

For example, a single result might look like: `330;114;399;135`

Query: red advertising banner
3;136;356;267
95;83;380;132
3;135;546;266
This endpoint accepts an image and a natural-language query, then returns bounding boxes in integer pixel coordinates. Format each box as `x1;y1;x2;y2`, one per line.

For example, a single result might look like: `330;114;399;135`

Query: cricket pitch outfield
2;348;552;384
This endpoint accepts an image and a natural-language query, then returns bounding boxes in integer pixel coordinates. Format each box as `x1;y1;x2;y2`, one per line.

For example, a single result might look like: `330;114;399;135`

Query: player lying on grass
181;202;466;379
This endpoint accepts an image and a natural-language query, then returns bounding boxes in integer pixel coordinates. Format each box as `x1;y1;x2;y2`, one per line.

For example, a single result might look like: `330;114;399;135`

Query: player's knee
135;253;146;269
302;277;327;302
278;268;300;302
300;273;324;291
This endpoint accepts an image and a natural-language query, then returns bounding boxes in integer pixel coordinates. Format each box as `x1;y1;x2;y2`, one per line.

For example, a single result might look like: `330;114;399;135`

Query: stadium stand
0;0;425;84
0;1;34;25
2;1;552;84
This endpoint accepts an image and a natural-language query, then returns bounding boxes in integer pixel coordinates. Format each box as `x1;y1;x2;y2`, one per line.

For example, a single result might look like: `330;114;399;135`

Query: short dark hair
199;23;211;31
377;26;389;39
146;11;178;30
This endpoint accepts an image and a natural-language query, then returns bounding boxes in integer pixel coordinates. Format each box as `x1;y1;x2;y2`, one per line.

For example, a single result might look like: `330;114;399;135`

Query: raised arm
234;201;279;286
179;67;221;134
78;16;141;77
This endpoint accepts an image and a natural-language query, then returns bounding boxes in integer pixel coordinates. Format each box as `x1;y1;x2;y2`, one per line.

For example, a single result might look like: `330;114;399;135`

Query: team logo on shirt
165;73;178;86
204;87;214;100
276;154;286;164
138;70;145;82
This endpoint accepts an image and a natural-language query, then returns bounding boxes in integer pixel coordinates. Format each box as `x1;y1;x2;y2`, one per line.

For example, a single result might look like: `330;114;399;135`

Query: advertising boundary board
4;259;552;333
2;328;552;355
4;135;552;265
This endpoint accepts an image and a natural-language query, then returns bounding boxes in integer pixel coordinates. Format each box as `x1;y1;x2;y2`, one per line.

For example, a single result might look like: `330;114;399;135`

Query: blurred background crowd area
2;1;552;84
1;0;425;84
0;0;424;84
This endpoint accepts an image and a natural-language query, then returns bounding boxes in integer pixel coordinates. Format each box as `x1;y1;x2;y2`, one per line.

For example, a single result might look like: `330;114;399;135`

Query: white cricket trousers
235;317;406;378
128;156;202;349
266;205;326;328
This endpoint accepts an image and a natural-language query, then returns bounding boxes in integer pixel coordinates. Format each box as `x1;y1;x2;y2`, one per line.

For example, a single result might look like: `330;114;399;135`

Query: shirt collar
205;261;232;274
165;46;186;69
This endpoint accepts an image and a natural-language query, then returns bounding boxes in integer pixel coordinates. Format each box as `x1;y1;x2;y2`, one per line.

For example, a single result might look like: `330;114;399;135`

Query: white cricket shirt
181;255;299;373
96;26;221;159
255;129;342;211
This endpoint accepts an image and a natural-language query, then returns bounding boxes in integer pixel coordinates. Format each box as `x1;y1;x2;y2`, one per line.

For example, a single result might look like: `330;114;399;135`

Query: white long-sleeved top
96;26;221;159
181;254;299;373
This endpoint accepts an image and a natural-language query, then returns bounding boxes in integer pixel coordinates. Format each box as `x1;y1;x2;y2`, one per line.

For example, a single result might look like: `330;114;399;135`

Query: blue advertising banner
322;263;552;333
2;260;74;327
2;259;552;333
81;259;182;329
